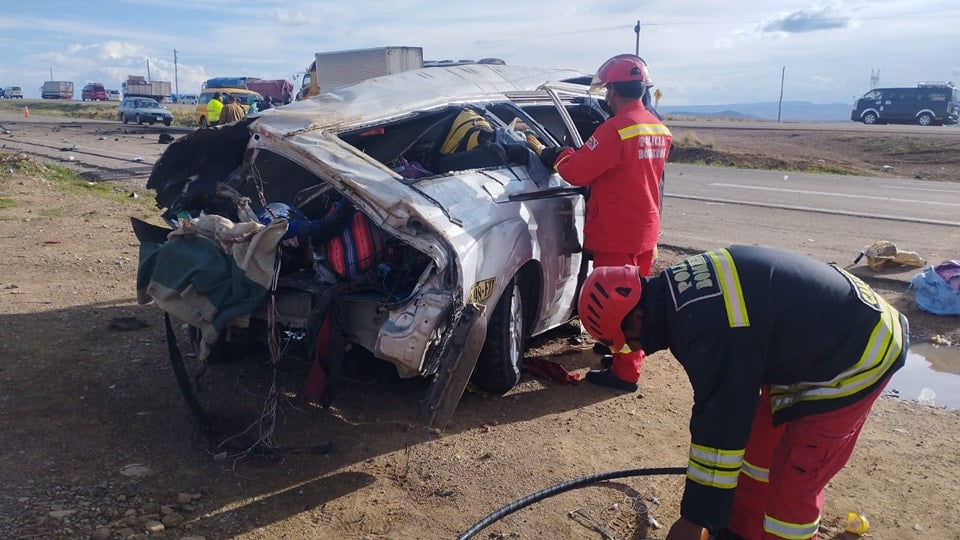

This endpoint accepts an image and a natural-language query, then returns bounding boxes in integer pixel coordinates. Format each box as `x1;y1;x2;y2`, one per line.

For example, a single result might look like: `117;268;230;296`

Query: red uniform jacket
554;101;671;255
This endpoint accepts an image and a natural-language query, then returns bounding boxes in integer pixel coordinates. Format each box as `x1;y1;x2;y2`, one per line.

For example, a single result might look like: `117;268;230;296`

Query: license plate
156;115;163;121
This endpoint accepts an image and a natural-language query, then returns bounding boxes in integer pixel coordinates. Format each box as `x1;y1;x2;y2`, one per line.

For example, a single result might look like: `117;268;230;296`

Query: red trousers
592;250;655;383
726;382;888;539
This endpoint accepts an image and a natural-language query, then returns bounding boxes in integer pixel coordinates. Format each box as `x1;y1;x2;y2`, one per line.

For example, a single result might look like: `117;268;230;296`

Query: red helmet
591;54;650;89
578;265;643;353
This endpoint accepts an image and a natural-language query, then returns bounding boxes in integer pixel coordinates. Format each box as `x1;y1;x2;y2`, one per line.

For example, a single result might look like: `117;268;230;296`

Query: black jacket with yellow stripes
638;245;908;532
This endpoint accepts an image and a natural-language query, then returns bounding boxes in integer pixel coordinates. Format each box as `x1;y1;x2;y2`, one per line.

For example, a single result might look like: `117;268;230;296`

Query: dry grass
0;151;154;208
0;99;196;126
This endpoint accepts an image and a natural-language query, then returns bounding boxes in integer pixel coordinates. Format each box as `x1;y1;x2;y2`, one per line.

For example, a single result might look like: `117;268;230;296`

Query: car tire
120;113;127;124
917;112;934;126
471;277;525;394
862;112;878;125
135;114;142;125
164;119;172;126
199;117;208;128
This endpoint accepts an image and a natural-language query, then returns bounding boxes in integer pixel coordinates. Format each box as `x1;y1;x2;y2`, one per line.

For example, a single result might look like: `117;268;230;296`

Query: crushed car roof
252;64;590;136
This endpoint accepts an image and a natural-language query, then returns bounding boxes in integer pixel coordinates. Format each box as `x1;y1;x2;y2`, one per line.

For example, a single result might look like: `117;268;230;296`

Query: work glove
539;146;571;169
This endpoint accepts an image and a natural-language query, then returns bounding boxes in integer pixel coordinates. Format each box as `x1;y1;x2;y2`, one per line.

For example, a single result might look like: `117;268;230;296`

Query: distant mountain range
657;100;853;122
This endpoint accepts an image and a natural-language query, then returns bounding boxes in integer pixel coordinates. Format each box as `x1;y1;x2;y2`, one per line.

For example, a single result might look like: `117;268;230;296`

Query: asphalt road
660;163;960;284
667;119;960;136
0;113;190;182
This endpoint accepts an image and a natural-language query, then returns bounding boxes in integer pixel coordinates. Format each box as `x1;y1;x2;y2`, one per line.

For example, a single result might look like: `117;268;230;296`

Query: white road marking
709;182;960;207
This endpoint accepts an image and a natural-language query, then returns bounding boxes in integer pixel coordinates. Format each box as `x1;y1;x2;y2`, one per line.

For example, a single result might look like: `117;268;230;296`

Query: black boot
600;354;614;369
592;342;612;356
585;369;638;392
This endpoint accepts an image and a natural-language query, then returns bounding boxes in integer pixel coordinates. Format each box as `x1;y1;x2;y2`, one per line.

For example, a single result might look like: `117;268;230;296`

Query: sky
1;0;959;106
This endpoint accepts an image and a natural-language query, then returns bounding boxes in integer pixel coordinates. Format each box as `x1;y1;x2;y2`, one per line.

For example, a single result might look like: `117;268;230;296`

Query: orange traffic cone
23;106;29;118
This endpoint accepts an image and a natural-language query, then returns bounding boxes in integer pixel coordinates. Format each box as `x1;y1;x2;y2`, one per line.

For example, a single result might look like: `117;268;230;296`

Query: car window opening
338;105;559;183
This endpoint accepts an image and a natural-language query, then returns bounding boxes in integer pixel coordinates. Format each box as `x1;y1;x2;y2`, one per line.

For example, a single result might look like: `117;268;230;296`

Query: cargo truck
297;46;423;100
247;79;294;103
122;75;172;102
41;81;74;99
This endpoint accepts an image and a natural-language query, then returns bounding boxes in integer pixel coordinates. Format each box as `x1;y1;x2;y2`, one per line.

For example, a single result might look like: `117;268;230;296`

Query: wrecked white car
135;65;610;428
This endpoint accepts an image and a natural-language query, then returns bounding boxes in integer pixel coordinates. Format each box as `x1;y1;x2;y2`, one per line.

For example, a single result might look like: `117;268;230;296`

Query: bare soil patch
1;120;959;540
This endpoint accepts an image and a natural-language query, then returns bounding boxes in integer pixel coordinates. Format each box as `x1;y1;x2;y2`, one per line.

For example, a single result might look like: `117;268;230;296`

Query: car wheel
917;112;934;126
199;116;208;128
135;114;142;125
120;113;126;124
471;277;525;394
164;119;172;126
862;112;878;125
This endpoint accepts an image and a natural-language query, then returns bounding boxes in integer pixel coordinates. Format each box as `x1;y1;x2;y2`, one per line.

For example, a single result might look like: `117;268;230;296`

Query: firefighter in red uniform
540;54;672;392
578;245;908;540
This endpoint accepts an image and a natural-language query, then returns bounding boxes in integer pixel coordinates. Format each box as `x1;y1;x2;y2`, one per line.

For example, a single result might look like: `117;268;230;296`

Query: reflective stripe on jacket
554;100;671;254
643;245;908;532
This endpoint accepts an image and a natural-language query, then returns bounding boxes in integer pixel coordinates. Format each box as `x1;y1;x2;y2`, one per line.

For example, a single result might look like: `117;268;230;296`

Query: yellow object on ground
860;240;927;271
845;512;870;535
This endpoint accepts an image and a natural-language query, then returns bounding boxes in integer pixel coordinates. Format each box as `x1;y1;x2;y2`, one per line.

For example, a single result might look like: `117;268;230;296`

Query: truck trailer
122;75;172;102
297;46;424;100
41;81;74;99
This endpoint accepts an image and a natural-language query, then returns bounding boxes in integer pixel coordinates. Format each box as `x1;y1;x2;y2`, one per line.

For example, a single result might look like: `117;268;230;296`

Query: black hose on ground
457;465;686;540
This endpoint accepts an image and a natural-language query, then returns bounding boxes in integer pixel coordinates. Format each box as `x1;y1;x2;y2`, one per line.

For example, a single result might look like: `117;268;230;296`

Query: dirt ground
1;118;960;540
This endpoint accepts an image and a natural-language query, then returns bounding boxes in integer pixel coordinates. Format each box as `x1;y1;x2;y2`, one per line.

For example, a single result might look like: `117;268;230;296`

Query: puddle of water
887;342;960;409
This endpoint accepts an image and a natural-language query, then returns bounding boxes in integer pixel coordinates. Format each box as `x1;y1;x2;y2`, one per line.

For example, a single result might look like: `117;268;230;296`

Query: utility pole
49;67;53;81
777;66;786;123
634;20;641;55
146;59;151;81
174;49;180;102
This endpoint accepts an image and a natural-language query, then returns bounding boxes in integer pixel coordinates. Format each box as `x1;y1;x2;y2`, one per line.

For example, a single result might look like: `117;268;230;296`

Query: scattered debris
918;388;936;405
158;133;175;144
854;240;926;271
881;165;894;172
128;192;139;199
132;156;144;162
119;463;153;477
910;260;960;316
932;335;953;346
108;316;149;331
568;508;622;540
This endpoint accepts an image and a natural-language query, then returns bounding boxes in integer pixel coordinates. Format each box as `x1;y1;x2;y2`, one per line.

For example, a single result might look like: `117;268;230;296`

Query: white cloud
2;1;959;103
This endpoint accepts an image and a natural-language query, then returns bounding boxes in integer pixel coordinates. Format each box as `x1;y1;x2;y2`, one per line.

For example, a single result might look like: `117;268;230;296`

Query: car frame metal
137;65;607;427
